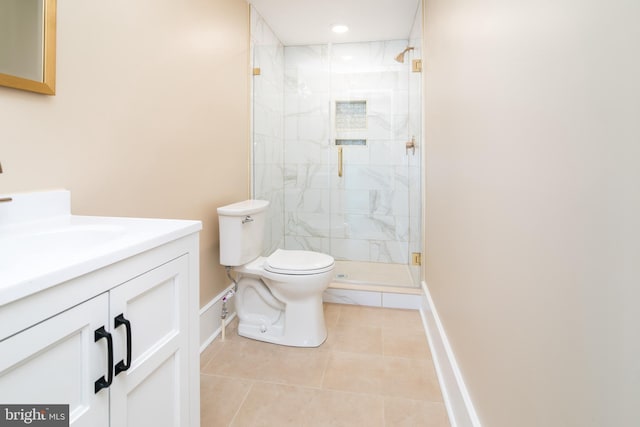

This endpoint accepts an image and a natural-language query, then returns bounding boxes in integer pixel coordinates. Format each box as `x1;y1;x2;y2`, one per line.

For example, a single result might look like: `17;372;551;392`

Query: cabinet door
0;294;110;427
109;256;190;427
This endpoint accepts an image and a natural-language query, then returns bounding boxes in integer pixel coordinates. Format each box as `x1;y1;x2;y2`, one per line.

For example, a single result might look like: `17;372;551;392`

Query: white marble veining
284;139;330;165
284;235;330;254
251;7;422;277
285;211;332;238
283;188;330;214
329;238;370;262
252;7;286;257
371;240;410;263
281;39;414;264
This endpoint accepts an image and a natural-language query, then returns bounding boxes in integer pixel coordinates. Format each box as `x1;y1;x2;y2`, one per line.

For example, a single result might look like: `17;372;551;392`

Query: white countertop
0;190;201;306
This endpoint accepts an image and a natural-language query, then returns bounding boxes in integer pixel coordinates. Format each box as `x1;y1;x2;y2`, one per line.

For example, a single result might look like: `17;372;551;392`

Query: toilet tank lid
265;249;334;273
217;199;269;216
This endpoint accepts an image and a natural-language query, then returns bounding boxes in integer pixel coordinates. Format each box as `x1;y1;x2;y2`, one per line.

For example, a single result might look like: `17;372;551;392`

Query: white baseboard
199;284;237;353
420;281;482;427
202;281;480;424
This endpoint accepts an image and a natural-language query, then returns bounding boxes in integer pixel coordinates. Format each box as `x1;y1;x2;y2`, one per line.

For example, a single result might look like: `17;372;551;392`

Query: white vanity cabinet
0;293;110;427
109;255;190;427
0;225;201;427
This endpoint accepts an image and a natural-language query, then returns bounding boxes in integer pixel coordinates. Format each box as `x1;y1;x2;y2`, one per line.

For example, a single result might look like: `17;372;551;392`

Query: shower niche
334;100;367;146
251;6;423;288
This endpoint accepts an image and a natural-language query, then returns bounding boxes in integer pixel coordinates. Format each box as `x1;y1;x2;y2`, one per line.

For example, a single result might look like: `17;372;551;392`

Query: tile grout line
382;392;387;427
318;305;340;390
318;349;331;391
227;380;255;426
200;345;224;373
319;308;336;390
200;303;448;425
203;370;446;406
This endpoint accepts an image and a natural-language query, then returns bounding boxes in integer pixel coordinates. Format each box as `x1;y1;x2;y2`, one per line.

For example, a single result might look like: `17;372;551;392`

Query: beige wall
0;0;250;306
424;0;640;425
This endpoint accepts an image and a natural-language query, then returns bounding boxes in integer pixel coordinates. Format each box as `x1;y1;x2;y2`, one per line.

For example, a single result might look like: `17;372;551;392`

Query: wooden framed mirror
0;0;56;95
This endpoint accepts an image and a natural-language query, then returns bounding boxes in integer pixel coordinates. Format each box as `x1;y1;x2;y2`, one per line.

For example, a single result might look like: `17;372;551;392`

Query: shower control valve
405;136;416;155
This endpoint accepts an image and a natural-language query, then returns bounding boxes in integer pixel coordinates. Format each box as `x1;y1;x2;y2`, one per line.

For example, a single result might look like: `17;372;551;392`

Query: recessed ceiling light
331;24;349;34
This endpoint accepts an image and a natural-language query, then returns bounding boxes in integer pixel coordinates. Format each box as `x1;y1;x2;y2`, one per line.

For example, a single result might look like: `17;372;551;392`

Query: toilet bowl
217;200;335;347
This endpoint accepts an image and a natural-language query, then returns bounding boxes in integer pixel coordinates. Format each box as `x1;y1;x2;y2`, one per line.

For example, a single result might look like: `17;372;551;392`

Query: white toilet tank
217;199;269;266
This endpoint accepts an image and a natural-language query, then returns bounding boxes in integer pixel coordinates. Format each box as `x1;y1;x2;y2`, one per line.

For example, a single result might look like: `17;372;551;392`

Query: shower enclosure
251;7;422;288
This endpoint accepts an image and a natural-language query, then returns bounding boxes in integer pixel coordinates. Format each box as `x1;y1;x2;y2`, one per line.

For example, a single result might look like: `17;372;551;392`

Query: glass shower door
251;28;421;288
327;40;415;286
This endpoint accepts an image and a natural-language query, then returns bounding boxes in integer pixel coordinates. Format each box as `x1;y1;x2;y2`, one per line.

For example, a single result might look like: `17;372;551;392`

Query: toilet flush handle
242;215;254;224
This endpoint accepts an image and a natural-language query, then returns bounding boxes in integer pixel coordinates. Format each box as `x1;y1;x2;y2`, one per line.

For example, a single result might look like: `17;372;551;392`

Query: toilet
217;199;335;347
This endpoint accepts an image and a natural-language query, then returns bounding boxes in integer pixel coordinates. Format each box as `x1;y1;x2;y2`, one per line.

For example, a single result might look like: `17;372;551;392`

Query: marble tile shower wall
284;40;412;264
282;45;331;255
251;8;285;255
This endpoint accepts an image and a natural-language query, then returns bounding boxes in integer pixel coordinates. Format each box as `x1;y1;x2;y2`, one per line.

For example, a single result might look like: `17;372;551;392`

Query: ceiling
249;0;421;46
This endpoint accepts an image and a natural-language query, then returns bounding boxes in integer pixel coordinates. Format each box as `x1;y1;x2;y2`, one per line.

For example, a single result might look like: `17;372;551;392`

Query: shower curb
323;285;421;309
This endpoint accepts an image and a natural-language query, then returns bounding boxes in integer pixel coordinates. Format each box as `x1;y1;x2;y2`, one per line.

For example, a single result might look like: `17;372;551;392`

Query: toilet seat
264;249;334;275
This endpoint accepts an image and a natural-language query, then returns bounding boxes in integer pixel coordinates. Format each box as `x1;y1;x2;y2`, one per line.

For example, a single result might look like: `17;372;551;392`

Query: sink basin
0;224;126;259
0;223;127;284
0;190;201;306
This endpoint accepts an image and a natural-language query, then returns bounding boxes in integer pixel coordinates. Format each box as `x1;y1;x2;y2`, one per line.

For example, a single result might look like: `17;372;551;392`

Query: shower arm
394;46;415;63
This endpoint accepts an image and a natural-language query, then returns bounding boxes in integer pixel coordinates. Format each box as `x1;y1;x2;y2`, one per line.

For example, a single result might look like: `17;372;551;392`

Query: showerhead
394;46;415;63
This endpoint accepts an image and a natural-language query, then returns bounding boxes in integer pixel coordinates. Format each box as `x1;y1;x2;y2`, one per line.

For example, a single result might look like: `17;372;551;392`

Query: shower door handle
338;147;343;177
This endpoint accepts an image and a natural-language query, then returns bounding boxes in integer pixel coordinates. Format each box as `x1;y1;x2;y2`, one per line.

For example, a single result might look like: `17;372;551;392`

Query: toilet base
237;320;327;347
236;291;328;347
233;267;332;348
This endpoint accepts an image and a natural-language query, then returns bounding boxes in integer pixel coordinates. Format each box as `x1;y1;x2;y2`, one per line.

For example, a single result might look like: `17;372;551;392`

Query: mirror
0;0;56;95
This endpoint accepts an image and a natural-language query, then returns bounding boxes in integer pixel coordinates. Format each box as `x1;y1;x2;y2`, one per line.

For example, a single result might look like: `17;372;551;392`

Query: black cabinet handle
94;326;113;393
114;314;132;376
